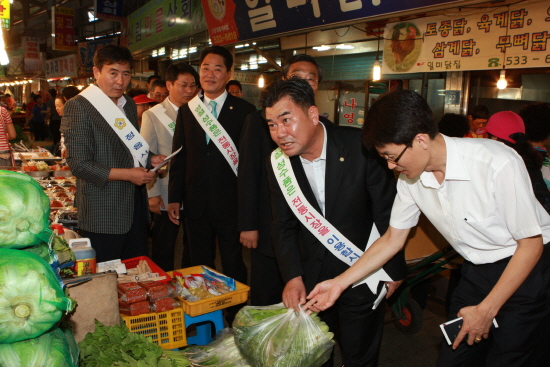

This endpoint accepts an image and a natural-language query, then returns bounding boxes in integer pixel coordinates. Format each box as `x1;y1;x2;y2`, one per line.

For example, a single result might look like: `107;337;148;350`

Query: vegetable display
0;249;74;344
78;320;191;367
183;328;252;367
0;170;52;248
0;327;78;367
233;303;335;367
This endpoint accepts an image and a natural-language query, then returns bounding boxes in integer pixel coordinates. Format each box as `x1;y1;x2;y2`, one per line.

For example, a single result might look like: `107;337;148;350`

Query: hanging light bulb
497;69;507;89
372;60;381;81
258;74;265;88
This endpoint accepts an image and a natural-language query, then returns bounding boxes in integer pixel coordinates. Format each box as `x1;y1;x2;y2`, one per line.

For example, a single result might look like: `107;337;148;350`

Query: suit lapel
324;127;347;219
161;98;177;121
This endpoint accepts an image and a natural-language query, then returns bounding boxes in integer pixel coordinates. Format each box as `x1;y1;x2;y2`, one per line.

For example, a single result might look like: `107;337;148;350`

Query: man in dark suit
61;45;164;262
168;46;256;305
264;78;406;367
238;54;330;305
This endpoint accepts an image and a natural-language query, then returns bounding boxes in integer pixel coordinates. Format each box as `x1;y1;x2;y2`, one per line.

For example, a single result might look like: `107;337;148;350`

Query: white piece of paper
150;146;182;172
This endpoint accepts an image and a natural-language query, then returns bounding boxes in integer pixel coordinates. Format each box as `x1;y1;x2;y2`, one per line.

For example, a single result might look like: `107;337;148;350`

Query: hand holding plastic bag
233;303;334;367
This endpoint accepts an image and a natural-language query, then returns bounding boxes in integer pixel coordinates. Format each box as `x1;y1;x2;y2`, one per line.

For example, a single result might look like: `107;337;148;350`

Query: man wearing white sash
168;46;256;323
141;63;199;271
61;45;165;263
264;78;406;367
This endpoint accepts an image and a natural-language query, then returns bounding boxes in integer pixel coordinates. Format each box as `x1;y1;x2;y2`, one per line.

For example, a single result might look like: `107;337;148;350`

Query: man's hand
282;276;307;312
167;203;181;225
151;154;167;167
304;278;345;313
385;280;403;298
452;305;494;349
240;230;259;249
148;196;165;215
126;167;156;185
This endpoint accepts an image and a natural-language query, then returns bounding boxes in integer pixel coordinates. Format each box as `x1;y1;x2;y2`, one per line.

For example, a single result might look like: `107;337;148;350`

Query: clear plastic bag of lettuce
0;170;52;248
233;303;335;367
0;249;74;343
183;328;252;367
0;326;79;367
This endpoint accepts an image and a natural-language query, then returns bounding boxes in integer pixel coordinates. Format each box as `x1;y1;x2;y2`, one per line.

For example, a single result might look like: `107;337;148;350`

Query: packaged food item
119;300;150;316
138;280;169;300
118;282;147;303
150;297;178;313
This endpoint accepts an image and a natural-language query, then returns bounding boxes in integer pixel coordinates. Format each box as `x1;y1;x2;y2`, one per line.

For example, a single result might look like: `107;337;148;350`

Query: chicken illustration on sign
386;22;422;72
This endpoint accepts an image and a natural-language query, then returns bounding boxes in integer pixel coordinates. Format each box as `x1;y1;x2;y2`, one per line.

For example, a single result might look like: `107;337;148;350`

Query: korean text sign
52;6;75;52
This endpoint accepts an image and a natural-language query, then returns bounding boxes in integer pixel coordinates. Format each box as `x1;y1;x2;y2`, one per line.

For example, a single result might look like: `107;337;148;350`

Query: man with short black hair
61;45;165;262
147;74;160;99
307;89;550;367
141;62;199;271
264;78;406;367
226;80;242;98
168;47;256;322
465;104;490;138
151;79;169;102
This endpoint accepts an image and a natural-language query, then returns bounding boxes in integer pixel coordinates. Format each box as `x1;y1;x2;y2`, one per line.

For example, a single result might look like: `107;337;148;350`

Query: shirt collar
300;123;327;163
117;96;126;109
167;97;179;113
419;134;470;188
203;90;228;107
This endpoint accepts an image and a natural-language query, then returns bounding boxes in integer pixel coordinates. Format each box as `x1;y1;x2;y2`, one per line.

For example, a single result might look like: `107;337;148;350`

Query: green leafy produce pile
183;329;251;367
0;249;74;343
0;170;52;248
233;304;335;367
79;320;191;367
0;327;79;367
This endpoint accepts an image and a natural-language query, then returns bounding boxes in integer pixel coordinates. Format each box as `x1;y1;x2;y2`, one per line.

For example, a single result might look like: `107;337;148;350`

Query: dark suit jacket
169;93;256;220
268;122;406;292
238;111;332;257
61;93;152;234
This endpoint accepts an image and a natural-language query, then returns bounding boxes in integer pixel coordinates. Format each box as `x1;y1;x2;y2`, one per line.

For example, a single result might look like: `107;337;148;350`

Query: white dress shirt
203;90;228;117
300;123;328;215
167;97;179;114
390;134;550;264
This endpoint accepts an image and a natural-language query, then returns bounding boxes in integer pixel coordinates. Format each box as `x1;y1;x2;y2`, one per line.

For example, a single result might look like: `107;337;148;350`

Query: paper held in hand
149;146;182;172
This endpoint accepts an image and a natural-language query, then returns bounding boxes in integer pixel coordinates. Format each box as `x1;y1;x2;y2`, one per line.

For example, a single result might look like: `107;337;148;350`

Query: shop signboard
383;0;550;74
78;38;118;74
22;37;40;60
0;0;10;29
45;54;79;79
95;0;124;21
200;0;462;46
339;94;365;129
7;49;23;76
52;6;75;51
24;57;45;74
125;0;207;54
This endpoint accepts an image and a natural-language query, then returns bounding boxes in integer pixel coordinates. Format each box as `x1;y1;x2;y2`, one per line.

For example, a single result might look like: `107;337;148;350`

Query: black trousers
250;249;284;306
81;188;149;263
437;245;550;367
320;282;385;367
150;210;181;271
184;215;248;286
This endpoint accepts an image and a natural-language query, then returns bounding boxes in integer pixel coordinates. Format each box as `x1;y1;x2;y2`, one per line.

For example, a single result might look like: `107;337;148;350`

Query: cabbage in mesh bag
0;249;74;343
0;327;78;367
0;170;52;248
233;303;335;367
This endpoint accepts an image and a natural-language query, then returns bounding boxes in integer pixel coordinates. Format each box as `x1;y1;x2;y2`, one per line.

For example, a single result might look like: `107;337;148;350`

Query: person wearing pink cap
133;94;157;127
483;111;550;214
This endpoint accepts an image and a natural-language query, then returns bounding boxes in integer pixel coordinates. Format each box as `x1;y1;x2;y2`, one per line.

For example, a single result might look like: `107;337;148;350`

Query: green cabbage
0;170;52;248
0;327;78;367
0;249;73;343
183;329;251;366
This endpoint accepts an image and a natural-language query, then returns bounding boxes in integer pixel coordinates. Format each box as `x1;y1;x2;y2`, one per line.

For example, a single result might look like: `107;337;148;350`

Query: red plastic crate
122;256;172;284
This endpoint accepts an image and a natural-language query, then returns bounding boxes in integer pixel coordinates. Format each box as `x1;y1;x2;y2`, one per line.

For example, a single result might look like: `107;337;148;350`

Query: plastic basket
122;256;172;284
121;307;187;349
167;266;250;317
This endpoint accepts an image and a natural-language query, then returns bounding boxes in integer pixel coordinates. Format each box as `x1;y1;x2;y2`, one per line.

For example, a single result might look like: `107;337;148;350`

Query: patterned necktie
206;100;217;144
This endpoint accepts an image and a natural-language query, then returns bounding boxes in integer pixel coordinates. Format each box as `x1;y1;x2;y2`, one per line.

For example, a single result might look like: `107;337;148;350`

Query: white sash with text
149;103;176;137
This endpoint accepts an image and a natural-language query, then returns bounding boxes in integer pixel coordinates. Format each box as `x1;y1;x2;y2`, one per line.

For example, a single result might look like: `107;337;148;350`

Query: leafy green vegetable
79;320;190;367
0;170;52;248
0;249;74;343
0;327;78;367
183;329;251;367
233;304;335;367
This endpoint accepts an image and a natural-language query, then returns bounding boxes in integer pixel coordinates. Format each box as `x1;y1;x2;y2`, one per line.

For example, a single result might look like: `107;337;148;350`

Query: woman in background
0;106;16;166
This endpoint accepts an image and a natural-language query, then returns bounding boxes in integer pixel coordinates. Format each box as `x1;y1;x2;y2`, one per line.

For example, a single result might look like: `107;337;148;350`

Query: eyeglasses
385;144;411;165
154;92;169;97
175;83;197;90
289;74;318;85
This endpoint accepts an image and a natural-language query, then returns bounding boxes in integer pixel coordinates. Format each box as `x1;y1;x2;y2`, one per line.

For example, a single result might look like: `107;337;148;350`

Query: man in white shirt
141;62;199;271
306;89;550;367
